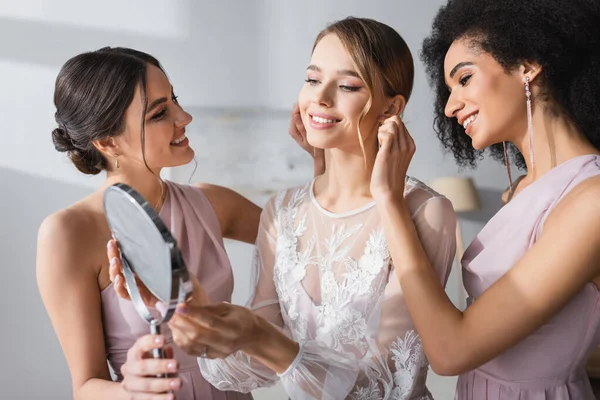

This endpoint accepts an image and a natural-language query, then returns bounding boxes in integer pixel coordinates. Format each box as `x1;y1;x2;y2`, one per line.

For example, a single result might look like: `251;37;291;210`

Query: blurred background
0;0;511;398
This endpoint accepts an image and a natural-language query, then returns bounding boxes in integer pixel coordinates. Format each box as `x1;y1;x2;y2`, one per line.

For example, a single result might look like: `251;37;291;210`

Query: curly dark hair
420;0;600;169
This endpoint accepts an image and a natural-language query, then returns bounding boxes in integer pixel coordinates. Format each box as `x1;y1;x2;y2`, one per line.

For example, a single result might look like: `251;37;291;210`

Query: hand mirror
103;183;193;360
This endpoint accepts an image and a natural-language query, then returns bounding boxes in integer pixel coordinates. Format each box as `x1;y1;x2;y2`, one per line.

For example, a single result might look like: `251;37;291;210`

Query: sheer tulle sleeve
409;194;457;286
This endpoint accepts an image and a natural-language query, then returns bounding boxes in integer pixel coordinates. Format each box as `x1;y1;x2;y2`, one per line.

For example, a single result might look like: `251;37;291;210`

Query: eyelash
150;94;180;121
151;109;166;121
459;74;472;86
304;79;361;92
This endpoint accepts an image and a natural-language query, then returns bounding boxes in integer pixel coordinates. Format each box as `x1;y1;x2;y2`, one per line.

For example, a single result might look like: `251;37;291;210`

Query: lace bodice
199;177;456;399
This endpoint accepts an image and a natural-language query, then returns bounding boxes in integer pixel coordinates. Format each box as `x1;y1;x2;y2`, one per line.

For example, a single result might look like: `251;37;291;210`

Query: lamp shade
430;177;480;213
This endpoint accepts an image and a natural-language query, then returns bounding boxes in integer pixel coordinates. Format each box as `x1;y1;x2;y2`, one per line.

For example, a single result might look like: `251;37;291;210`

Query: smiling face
443;38;528;149
298;33;388;152
113;64;194;171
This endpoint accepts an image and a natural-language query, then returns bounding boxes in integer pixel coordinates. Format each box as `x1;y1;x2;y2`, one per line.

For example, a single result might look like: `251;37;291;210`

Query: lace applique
390;331;429;399
273;185;433;399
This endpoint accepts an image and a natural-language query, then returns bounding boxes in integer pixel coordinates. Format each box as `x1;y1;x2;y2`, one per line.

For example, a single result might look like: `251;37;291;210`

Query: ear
520;62;543;84
381;94;407;120
92;136;119;158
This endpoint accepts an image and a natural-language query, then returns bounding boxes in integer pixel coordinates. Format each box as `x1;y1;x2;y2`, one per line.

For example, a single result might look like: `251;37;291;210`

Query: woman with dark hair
367;0;600;399
36;47;320;400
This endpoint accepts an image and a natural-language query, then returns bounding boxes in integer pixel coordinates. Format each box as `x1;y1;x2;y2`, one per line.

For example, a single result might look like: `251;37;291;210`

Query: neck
511;106;599;184
315;138;377;210
103;168;166;211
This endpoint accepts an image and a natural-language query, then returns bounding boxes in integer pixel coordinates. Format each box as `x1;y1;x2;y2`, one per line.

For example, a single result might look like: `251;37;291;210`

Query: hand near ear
371;116;415;201
288;102;325;176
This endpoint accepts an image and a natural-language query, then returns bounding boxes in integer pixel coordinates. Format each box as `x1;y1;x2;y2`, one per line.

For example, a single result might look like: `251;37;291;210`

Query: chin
306;130;350;150
470;140;486;151
171;148;196;167
467;131;490;151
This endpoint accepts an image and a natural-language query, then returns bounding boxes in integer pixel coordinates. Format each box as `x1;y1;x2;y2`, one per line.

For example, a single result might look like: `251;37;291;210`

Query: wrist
373;190;406;208
244;317;299;374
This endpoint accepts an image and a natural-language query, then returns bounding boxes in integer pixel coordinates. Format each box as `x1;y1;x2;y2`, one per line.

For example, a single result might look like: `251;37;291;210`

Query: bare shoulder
38;201;97;247
193;182;236;202
37;196;105;280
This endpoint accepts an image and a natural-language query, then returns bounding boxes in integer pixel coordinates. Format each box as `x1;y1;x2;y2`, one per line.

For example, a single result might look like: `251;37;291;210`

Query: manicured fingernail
110;257;117;267
168;361;177;371
107;240;112;249
155;336;163;345
114;275;120;285
170;379;180;389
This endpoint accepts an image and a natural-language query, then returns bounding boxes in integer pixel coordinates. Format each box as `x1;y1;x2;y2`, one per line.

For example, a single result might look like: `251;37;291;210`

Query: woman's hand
168;302;260;360
120;334;181;399
107;239;160;308
289;102;325;176
370;116;416;202
108;239;210;313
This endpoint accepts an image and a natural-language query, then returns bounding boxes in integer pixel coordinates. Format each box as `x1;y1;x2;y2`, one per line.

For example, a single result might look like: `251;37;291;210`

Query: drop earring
114;154;120;169
503;141;513;196
525;76;535;170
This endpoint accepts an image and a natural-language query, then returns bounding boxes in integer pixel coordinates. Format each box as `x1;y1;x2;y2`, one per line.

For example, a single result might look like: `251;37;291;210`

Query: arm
36;212;127;400
197;183;262;244
378;177;600;375
39;213;182;399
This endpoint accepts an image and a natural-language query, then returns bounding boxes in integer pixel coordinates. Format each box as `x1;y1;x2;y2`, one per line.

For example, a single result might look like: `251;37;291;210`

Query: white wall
0;1;510;399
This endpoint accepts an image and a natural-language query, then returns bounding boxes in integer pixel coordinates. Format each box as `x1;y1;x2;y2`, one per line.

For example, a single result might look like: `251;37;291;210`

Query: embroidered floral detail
270;182;434;399
390;331;429;399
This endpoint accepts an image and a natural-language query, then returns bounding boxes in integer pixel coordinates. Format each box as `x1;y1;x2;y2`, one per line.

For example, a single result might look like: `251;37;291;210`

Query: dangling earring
114;154;120;169
503;141;514;196
525;76;535;170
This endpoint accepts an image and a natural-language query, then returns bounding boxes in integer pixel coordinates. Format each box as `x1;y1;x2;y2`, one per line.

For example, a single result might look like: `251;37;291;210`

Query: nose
176;108;193;127
312;84;334;108
444;89;464;119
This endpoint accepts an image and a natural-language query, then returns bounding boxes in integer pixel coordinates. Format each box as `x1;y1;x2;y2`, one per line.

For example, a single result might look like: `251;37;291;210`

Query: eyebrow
145;85;175;115
146;97;167;114
449;61;474;79
307;64;361;79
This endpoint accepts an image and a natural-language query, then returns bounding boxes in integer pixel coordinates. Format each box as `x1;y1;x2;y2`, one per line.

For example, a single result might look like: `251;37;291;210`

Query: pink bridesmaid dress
458;155;600;399
101;181;253;400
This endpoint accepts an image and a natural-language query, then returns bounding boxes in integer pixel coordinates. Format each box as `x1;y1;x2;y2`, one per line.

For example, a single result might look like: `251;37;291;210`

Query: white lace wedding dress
198;177;456;399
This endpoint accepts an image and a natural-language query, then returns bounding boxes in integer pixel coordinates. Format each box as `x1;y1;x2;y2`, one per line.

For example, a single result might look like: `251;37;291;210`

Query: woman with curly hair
371;0;600;398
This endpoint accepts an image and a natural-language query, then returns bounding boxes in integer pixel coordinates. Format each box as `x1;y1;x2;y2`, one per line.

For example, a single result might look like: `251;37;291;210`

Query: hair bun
52;127;76;153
